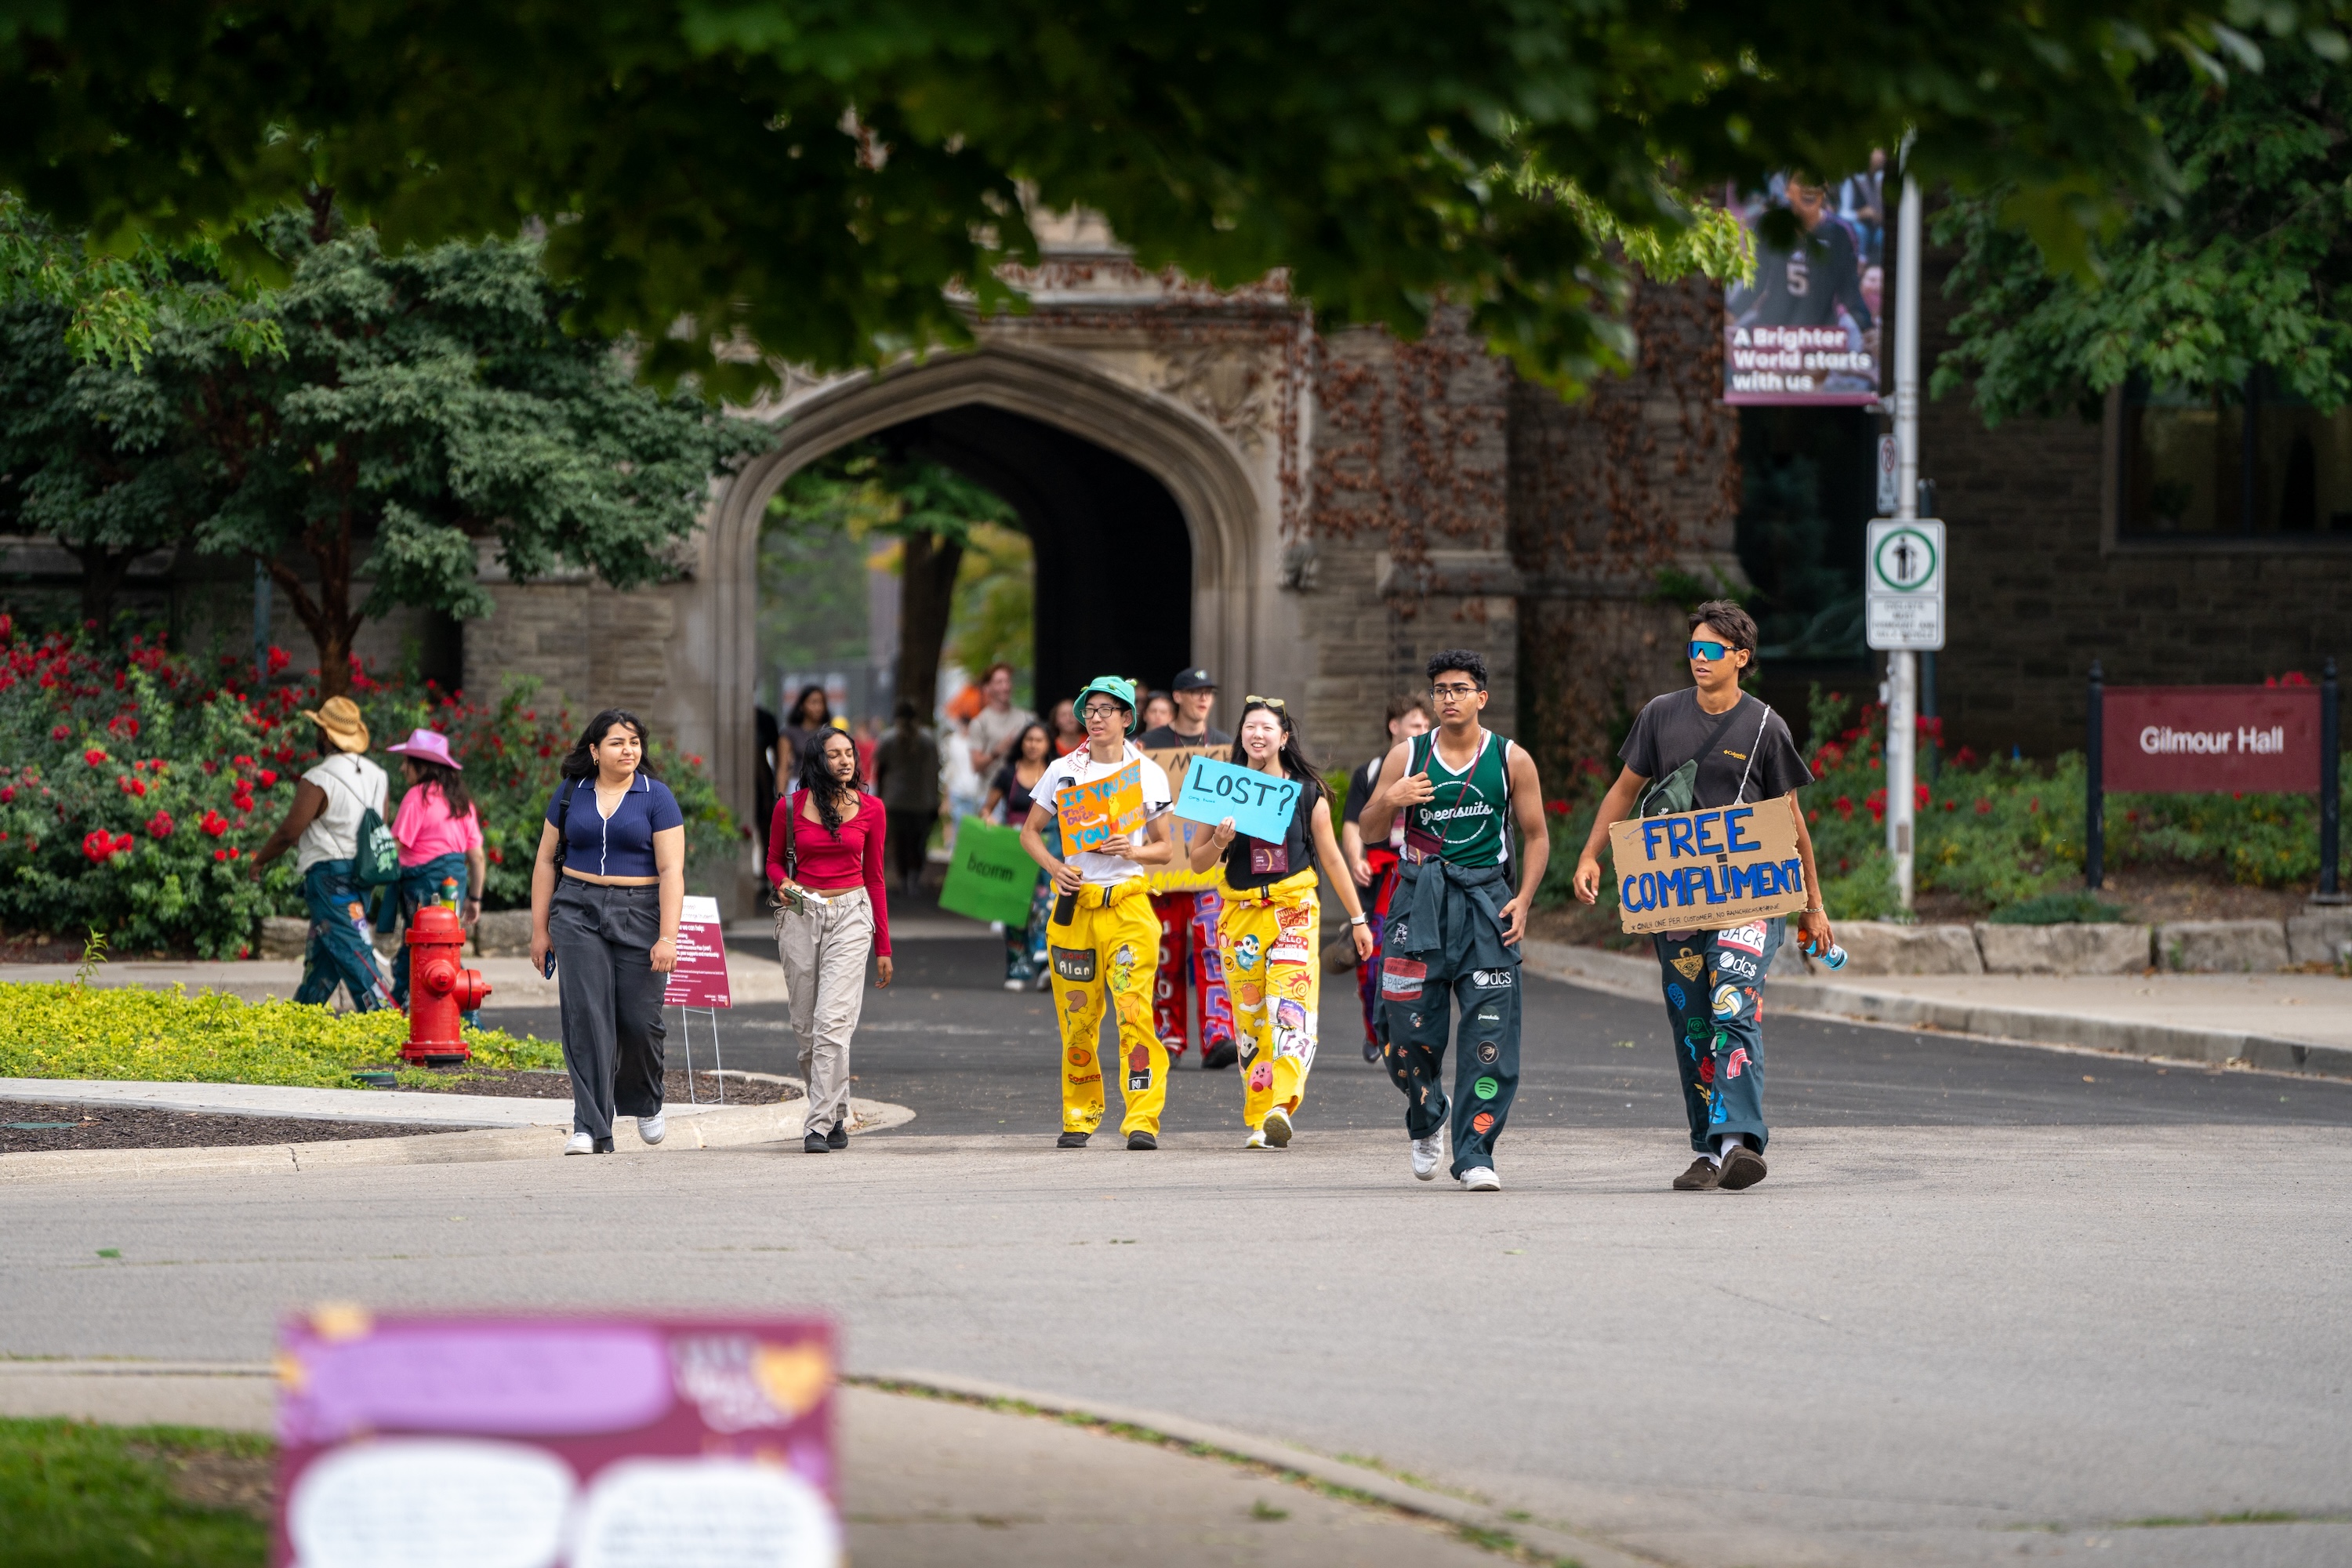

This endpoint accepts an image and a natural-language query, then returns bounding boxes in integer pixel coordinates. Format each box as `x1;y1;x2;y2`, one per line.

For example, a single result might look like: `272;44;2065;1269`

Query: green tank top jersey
1403;730;1513;869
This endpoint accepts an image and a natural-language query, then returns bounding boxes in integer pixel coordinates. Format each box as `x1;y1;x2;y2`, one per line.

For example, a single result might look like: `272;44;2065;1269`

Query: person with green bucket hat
1018;675;1179;1149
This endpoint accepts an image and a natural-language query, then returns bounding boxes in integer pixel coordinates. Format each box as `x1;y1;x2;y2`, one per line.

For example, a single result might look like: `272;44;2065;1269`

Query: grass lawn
0;1417;271;1567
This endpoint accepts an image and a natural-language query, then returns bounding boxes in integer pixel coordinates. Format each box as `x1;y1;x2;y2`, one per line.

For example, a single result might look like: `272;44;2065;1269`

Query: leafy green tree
174;205;772;698
3;2;2332;397
946;523;1033;692
1934;33;2352;422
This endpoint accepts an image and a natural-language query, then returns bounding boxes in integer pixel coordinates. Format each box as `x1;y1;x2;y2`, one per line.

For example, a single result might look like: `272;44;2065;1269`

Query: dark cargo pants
1379;861;1521;1178
1652;918;1780;1154
550;877;669;1145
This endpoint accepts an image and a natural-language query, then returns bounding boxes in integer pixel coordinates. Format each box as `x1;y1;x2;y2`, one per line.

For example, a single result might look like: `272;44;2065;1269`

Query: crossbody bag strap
1730;702;1773;805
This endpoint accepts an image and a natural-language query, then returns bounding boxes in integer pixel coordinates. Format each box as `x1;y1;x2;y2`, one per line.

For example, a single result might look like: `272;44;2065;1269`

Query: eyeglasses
1080;702;1127;720
1429;683;1479;700
1243;695;1285;710
1687;640;1733;662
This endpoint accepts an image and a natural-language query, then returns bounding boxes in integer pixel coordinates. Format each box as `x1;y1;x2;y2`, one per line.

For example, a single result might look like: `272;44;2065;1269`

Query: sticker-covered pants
1378;863;1521;1178
1048;880;1167;1136
294;858;393;1012
1151;889;1234;1056
1217;870;1321;1130
1653;918;1780;1153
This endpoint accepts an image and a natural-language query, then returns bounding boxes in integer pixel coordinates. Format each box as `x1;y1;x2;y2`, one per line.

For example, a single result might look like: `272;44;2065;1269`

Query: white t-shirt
1036;741;1173;887
297;752;389;873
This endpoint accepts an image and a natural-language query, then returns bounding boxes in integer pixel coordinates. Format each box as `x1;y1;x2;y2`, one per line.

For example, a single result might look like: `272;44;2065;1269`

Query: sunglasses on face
1687;640;1736;662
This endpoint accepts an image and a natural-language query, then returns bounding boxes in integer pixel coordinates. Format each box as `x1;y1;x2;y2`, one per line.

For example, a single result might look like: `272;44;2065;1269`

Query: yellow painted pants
1047;879;1167;1136
1218;869;1321;1130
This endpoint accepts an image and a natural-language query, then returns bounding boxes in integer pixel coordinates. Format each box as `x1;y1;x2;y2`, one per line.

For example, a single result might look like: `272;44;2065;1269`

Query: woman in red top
768;727;893;1154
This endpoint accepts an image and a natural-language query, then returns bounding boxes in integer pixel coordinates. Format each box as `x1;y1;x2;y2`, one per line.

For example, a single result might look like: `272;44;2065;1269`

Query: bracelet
1348;914;1369;927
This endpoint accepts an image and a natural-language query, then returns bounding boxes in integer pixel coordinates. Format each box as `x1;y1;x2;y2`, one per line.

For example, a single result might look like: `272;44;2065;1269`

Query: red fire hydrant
403;904;491;1066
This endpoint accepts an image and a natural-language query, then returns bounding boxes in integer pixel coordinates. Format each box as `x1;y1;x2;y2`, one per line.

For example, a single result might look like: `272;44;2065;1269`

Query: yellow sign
1609;796;1809;935
1055;760;1147;855
1142;745;1228;892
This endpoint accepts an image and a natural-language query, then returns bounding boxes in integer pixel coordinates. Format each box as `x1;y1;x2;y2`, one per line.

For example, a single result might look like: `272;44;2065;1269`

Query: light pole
1886;170;1922;909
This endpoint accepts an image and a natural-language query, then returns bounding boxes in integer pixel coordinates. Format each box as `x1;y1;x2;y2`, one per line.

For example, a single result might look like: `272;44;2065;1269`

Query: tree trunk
896;528;964;722
70;545;131;633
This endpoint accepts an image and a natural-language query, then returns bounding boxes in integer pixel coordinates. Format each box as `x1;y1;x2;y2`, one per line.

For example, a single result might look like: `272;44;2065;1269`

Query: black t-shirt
1221;769;1319;891
1341;755;1384;829
1138;723;1232;750
1618;690;1812;808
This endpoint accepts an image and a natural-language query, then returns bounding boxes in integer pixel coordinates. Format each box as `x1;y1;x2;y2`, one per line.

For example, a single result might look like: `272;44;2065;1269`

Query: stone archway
695;342;1275;826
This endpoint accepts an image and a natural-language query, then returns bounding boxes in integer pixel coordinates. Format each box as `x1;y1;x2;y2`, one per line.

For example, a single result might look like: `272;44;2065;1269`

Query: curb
1520;938;2352;1081
0;1085;916;1185
857;1367;1661;1568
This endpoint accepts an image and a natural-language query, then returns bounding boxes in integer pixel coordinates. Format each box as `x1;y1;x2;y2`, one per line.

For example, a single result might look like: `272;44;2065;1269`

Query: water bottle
1798;928;1847;970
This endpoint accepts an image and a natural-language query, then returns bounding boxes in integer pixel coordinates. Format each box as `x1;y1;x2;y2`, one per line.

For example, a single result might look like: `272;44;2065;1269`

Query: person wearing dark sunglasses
1570;600;1833;1193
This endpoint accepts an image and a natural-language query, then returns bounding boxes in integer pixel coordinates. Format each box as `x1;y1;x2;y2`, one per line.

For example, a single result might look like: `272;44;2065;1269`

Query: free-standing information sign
1609;797;1810;936
1865;517;1945;651
663;895;731;1008
274;1308;840;1568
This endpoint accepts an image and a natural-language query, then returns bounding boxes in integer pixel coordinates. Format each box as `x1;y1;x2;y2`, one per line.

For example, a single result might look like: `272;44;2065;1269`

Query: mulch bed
0;1100;454;1153
381;1067;798;1105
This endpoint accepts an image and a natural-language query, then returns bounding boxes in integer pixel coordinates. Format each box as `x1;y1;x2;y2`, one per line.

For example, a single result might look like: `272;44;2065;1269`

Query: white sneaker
1410;1134;1443;1181
638;1112;666;1146
1004;978;1026;991
1245;1128;1269;1149
564;1132;593;1156
1460;1167;1502;1192
1261;1107;1293;1148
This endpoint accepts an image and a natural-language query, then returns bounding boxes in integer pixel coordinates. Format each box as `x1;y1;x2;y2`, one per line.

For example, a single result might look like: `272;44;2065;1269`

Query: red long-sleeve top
767;791;892;956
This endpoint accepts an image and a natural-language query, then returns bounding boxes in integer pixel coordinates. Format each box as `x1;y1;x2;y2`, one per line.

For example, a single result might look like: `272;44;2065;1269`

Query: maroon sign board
663;894;732;1007
2101;687;2320;794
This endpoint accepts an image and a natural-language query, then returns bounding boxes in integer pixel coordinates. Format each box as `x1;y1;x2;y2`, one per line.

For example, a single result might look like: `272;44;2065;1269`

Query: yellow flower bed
0;982;561;1088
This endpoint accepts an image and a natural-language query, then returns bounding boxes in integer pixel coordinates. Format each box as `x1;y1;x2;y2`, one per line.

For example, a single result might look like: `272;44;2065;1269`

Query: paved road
487;928;2352;1146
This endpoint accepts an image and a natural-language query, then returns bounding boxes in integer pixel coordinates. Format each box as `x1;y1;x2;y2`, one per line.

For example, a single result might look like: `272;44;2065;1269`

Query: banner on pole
1721;168;1886;407
1610;797;1810;935
274;1308;839;1568
663;895;732;1007
1053;760;1147;855
1172;755;1305;843
938;818;1042;927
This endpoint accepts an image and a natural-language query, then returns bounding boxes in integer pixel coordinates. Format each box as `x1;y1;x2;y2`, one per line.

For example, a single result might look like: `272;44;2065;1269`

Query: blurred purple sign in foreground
275;1308;837;1568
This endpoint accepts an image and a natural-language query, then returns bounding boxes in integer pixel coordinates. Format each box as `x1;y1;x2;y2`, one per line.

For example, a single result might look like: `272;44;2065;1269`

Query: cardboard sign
1054;760;1147;855
938;818;1042;927
2102;686;2320;794
663;895;732;1007
1173;755;1304;844
1142;744;1230;893
275;1308;839;1568
1609;796;1809;935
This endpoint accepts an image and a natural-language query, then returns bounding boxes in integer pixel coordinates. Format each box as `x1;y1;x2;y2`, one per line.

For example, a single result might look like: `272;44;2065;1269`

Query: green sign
938;818;1041;927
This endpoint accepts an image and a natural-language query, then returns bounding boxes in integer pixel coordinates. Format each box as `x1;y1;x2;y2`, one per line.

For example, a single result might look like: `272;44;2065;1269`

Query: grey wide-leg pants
775;887;874;1138
550;878;669;1145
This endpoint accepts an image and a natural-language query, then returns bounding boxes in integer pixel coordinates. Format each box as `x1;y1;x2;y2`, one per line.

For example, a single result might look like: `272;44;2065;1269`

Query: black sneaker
1672;1157;1721;1192
1056;1131;1090;1149
1126;1131;1158;1151
826;1122;848;1151
1718;1145;1769;1191
593;1137;615;1154
1362;1039;1380;1063
1200;1041;1238;1070
802;1130;829;1154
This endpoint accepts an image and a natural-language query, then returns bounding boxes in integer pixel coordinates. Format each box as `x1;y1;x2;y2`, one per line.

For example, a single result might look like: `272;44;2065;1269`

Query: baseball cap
1171;667;1215;691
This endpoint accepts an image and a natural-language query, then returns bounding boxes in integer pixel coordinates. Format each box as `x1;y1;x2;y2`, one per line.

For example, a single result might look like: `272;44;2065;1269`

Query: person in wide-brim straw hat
252;693;394;1012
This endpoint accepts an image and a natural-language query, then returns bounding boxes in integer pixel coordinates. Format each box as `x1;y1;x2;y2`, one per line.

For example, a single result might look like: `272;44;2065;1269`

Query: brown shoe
1718;1145;1769;1191
1673;1157;1720;1192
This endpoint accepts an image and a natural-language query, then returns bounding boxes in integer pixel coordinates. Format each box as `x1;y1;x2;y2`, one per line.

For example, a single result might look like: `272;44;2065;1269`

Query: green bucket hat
1074;675;1140;735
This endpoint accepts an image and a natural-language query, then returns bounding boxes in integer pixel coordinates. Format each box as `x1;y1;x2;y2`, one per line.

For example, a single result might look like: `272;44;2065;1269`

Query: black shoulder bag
1637;699;1762;818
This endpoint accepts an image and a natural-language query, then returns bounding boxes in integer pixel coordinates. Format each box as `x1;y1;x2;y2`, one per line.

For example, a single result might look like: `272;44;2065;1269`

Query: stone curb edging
0;1083;916;1185
857;1367;1662;1568
1520;938;2352;1082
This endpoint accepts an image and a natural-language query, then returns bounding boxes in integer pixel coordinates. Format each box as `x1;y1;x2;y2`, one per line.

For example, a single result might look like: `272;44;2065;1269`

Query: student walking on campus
1138;666;1240;1069
1571;601;1831;1192
1018;677;1177;1150
983;720;1057;990
529;710;684;1156
1341;694;1432;1061
1187;699;1374;1148
770;726;895;1154
251;696;395;1013
1357;651;1548;1191
383;728;486;1026
869;699;940;900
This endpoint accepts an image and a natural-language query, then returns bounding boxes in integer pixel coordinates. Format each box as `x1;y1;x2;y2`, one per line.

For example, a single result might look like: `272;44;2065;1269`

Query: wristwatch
1348;914;1369;927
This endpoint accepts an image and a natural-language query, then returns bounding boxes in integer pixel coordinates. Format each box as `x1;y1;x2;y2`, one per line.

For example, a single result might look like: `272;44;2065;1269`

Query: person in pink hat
386;728;487;1023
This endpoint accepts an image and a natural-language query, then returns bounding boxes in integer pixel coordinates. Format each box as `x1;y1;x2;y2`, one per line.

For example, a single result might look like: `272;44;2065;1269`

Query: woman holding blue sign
1185;699;1375;1149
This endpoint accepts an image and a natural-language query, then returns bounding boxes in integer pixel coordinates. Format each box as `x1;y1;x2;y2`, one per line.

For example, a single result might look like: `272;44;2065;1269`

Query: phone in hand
541;950;557;979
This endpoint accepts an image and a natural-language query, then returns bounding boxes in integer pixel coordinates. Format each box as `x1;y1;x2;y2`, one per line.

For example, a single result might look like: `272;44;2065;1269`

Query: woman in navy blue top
529;709;688;1154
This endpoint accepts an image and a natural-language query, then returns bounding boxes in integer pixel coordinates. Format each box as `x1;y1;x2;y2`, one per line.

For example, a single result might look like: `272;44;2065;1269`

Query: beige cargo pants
773;887;874;1137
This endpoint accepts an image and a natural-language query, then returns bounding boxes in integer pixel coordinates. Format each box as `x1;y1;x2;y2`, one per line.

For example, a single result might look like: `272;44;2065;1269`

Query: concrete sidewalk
1526;937;2352;1077
0;1363;1567;1567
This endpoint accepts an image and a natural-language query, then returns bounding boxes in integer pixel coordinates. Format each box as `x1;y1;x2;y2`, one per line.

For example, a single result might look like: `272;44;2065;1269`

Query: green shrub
1987;890;2129;925
0;981;561;1087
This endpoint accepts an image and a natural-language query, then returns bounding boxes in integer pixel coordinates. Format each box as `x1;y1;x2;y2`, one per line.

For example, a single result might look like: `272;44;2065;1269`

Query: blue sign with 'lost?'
1172;756;1304;843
